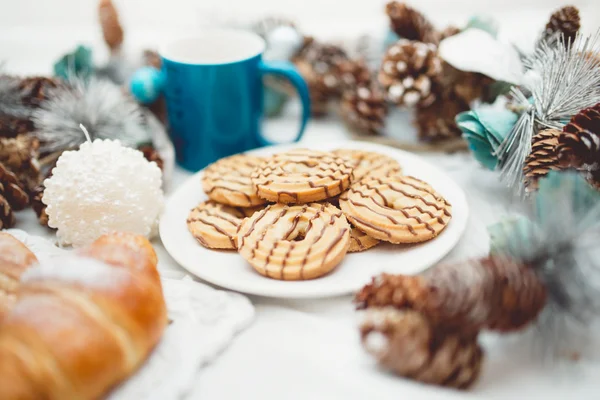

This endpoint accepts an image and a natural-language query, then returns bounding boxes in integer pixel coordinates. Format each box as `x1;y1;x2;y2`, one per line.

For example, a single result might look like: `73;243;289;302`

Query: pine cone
0;193;14;230
414;91;469;141
542;6;580;45
293;38;349;116
18;76;60;108
138;145;165;171
99;0;124;52
356;255;547;333
336;59;372;92
439;63;494;105
379;40;441;107
0;135;42;192
30;167;54;227
360;308;483;389
341;82;388;135
524;129;563;192
557;103;600;168
31;183;49;227
0;116;32;138
483;255;547;332
386;2;440;45
0;163;29;211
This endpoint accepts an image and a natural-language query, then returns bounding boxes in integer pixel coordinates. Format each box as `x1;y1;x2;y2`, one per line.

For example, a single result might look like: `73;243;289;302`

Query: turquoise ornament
456;108;518;170
53;45;94;80
129;67;165;104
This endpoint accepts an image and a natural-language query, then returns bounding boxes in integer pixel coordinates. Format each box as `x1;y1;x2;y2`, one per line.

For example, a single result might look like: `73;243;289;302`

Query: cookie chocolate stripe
237;203;351;281
339;175;452;244
187;200;257;250
251;149;354;204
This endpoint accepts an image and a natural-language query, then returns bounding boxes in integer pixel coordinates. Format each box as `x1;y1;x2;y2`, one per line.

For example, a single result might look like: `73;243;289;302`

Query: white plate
160;141;468;298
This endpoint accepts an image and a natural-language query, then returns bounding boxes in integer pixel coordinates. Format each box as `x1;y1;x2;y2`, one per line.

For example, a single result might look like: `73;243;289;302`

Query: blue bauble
129;67;165;104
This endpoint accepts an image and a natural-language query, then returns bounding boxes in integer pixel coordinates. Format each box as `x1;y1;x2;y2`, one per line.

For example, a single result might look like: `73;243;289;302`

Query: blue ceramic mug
132;30;311;171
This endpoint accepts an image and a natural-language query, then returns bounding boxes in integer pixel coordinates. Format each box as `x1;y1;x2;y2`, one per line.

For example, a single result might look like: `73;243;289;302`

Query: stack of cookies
187;148;452;281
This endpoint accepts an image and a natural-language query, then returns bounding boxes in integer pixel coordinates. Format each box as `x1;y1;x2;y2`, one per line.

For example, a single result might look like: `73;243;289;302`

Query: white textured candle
43;139;164;247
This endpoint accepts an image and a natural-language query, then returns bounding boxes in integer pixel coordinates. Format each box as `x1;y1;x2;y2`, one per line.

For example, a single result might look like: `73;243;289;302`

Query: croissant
0;232;39;322
0;232;168;400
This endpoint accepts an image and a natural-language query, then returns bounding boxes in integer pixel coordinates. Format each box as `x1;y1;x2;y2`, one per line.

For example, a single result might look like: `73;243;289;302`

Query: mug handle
258;60;311;146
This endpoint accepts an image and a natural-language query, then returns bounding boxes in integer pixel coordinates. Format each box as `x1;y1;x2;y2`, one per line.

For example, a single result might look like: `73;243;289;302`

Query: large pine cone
414;91;468;142
482;255;547;332
360;308;483;389
524;129;563;192
386;2;440;45
356;255;547;333
379;39;442;107
341;82;388;135
557;103;600;168
0;135;42;193
542;6;580;45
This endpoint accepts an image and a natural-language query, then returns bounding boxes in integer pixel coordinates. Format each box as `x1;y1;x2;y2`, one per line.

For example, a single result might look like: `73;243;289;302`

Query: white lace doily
6;229;255;400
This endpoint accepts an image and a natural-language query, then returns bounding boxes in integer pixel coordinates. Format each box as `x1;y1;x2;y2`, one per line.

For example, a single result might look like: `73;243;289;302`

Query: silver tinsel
32;77;149;154
496;33;600;194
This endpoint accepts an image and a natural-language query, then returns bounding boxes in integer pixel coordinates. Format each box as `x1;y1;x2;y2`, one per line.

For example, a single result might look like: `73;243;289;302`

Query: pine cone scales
293;39;349;116
356;256;547;333
557;103;600;168
0;135;42;192
0;117;32;138
360;308;483;389
386;2;439;45
379;40;441;107
17;76;60;108
483;256;547;332
524;129;563;191
341;83;388;135
0;162;30;230
542;6;581;44
415;92;468;141
0;163;29;211
337;59;371;91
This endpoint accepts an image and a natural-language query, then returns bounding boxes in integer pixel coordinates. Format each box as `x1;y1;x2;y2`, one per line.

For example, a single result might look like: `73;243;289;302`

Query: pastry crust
333;149;402;182
202;155;267;207
0;233;38;322
339;175;452;243
251;149;353;204
187;200;262;249
237;203;351;280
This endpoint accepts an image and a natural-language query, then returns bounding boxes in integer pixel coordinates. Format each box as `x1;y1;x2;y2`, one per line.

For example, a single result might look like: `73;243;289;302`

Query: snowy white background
1;0;599;75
